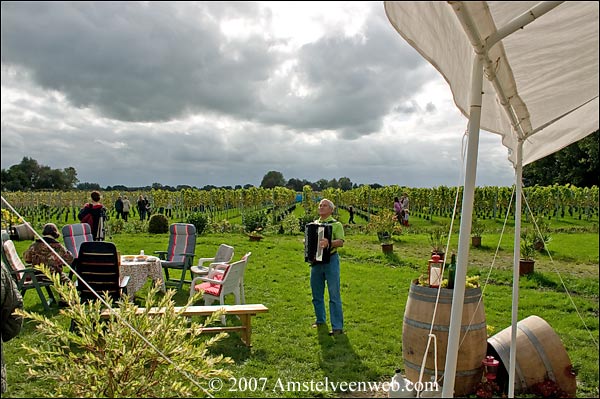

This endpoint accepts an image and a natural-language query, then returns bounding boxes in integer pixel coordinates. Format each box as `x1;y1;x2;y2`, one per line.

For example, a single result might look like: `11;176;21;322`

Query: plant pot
519;259;535;275
471;236;482;247
249;236;263;242
381;243;394;254
431;251;445;261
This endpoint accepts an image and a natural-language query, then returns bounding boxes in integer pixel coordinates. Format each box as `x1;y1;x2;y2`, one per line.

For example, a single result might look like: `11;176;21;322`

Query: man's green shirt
316;216;345;254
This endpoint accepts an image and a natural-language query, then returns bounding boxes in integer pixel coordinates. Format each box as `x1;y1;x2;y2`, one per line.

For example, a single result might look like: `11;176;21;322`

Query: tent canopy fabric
384;1;599;167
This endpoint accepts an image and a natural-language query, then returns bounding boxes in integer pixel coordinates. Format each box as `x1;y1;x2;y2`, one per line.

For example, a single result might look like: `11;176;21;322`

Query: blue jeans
310;253;344;330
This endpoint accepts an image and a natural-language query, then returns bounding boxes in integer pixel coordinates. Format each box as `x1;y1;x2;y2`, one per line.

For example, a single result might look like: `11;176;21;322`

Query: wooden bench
100;304;268;347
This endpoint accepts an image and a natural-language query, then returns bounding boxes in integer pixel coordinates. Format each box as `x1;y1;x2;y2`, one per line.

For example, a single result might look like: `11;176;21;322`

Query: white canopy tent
384;1;598;397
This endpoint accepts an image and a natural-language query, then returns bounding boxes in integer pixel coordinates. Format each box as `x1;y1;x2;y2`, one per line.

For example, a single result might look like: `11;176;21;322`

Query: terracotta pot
472;236;482;247
431;251;445;261
381;243;394;254
519;259;535;275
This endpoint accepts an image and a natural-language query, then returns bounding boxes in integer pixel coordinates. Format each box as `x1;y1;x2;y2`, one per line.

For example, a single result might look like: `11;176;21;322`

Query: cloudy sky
1;1;515;189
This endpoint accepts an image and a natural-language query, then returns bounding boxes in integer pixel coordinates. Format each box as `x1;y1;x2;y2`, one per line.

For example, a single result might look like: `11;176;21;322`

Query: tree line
2;130;597;192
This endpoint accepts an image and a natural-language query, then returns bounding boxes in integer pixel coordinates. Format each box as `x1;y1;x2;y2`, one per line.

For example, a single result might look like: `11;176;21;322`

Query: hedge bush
186;212;209;235
148;214;169;234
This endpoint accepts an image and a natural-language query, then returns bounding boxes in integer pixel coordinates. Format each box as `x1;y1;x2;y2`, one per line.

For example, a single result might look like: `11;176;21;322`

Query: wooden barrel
402;280;487;396
10;223;35;241
487;315;576;397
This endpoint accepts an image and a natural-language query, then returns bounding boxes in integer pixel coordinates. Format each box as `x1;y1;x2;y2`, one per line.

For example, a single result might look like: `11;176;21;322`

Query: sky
1;1;515;189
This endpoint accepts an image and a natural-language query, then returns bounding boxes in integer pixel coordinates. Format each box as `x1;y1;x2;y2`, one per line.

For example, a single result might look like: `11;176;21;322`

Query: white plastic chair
190;244;234;277
190;252;251;324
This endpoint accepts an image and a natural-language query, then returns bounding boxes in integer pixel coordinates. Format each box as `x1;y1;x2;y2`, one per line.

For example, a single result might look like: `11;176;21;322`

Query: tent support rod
487;2;563;47
509;140;524;398
451;1;562;141
442;54;483;398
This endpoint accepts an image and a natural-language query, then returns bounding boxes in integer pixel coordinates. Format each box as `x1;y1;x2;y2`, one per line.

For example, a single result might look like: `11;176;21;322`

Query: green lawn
3;215;599;398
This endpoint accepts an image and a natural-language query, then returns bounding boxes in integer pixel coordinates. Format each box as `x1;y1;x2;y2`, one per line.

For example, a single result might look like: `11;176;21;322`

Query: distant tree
338;177;353;191
77;182;102;190
37;167;66;189
107;184;129;192
328;178;339;189
286;178;305;191
315;179;329;191
523;130;598;187
0;157;78;191
260;171;286;189
152;182;164;190
243;184;255;189
63;167;79;188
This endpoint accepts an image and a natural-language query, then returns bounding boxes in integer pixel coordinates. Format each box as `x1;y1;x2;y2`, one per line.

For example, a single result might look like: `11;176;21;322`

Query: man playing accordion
309;198;345;336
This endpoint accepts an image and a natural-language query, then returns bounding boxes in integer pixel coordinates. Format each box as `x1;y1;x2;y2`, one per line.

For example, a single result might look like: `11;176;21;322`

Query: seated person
23;223;73;285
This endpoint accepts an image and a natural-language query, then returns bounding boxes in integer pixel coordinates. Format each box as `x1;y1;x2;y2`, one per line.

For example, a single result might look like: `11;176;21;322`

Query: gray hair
320;198;335;211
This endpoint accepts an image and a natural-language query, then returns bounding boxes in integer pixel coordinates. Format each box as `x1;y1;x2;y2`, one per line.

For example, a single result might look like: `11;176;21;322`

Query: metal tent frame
384;1;599;397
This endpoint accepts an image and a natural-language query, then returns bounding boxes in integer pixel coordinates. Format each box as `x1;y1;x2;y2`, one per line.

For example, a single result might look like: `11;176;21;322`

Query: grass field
2;211;599;398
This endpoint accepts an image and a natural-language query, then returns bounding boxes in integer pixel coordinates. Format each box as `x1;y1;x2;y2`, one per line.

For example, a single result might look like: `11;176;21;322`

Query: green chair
2;238;56;311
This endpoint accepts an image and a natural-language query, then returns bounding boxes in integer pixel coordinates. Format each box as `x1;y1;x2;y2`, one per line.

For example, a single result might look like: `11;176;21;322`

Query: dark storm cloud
1;1;432;139
1;2;279;122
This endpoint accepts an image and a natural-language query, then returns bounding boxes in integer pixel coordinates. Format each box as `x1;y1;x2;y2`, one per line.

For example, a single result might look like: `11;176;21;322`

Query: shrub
210;219;233;233
281;213;300;235
242;211;269;233
108;218;124;234
299;213;316;232
148;214;169;234
16;266;232;398
187;212;209;235
122;219;148;234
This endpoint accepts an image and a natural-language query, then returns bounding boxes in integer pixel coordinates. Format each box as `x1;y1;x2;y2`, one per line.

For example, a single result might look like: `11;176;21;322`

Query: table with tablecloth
120;255;166;296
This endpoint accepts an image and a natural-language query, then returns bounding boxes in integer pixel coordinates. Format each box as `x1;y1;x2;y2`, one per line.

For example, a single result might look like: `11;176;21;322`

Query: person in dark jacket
137;194;147;221
114;195;124;220
1;261;24;393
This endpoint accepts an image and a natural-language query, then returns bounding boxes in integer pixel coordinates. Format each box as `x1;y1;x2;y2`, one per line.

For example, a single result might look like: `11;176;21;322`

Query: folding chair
155;223;196;290
73;241;129;303
2;239;56;311
62;223;94;259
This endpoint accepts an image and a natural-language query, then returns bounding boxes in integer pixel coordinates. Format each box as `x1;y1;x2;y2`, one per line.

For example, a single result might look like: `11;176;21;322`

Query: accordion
304;222;333;264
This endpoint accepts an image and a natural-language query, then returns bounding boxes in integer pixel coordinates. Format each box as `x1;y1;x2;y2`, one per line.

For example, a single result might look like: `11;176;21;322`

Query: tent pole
508;140;524;398
442;54;483;398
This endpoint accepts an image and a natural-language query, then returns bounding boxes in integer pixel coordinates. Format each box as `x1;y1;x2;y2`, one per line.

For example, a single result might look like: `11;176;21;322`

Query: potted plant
428;226;448;260
368;209;401;253
471;218;485;248
519;229;536;275
532;217;552;251
248;228;264;242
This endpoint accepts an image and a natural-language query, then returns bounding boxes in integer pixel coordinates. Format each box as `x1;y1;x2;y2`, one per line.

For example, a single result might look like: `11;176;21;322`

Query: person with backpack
78;191;107;241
